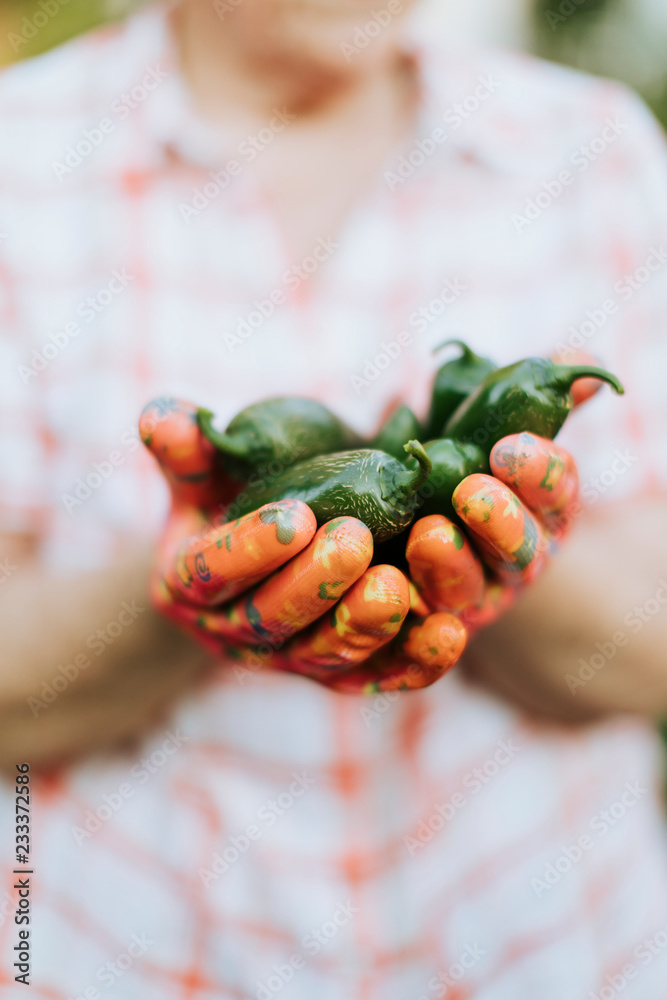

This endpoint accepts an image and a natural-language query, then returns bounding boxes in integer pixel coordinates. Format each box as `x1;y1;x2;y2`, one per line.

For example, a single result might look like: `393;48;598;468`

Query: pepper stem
550;364;625;396
390;440;432;503
197;408;250;458
433;339;481;363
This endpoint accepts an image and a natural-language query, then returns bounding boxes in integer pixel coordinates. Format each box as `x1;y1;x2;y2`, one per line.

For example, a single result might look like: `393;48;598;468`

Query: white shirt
1;7;667;998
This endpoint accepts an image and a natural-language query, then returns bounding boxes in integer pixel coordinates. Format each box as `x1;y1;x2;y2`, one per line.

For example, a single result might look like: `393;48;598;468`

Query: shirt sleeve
556;84;667;505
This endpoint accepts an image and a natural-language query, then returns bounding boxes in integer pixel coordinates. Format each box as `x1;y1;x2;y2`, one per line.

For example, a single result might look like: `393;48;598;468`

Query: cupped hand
140;399;578;696
406;430;579;647
139;398;467;694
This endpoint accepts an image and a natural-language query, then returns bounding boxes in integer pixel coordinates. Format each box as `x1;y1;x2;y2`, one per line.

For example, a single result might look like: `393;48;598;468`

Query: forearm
465;497;667;722
0;539;209;768
2;542;159;701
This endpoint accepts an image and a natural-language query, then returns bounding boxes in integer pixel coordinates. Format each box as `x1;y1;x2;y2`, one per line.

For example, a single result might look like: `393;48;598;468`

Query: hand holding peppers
140;398;458;692
140;394;582;695
407;432;580;635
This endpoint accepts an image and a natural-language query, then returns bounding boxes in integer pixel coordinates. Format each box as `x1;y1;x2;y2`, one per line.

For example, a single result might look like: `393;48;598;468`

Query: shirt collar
134;1;543;177
136;3;241;169
407;32;522;174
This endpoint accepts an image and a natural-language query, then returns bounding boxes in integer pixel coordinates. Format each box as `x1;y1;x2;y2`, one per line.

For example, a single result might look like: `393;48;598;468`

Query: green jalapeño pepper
424;340;497;439
198;397;362;479
227;441;432;542
372;405;422;461
406;438;489;521
443;358;624;457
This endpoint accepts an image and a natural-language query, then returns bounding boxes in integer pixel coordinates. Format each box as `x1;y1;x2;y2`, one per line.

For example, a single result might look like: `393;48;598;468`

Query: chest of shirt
9;151;627;563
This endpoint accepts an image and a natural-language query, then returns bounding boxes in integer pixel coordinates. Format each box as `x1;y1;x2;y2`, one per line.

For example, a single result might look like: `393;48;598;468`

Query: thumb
550;348;604;407
139;397;239;509
324;612;467;693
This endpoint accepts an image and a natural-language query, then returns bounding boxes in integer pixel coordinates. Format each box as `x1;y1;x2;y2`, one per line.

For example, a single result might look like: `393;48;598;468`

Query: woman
1;0;666;996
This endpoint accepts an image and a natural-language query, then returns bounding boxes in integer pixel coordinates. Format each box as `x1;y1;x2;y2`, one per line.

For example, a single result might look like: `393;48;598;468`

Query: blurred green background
533;0;667;126
2;0;667;132
0;0;140;65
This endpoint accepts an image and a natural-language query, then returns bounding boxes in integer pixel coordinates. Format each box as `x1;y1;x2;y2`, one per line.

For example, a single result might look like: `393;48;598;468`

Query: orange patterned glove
140;398;578;695
140;398;416;690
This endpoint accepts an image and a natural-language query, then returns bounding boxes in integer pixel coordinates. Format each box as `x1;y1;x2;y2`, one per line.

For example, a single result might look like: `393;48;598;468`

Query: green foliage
0;0;141;66
533;0;615;52
537;0;611;30
533;0;667;127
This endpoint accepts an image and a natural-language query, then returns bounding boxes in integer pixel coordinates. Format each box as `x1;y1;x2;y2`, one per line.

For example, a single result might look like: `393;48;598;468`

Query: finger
406;514;485;613
323;612;467;693
149;570;224;656
285;564;410;673
405;515;517;629
241;516;374;645
164;516;374;648
452;474;549;585
490;433;579;538
150;573;288;676
164;500;317;606
400;612;468;680
408;580;431;618
139;397;240;509
551;348;603;407
156;503;211;567
458;581;516;632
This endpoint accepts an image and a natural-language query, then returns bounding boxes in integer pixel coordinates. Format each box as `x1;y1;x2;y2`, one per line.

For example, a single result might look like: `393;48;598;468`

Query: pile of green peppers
198;342;624;543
